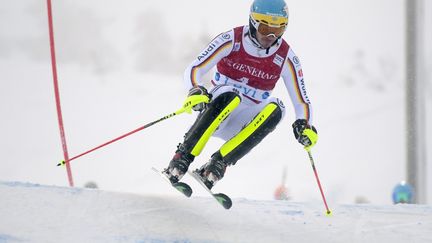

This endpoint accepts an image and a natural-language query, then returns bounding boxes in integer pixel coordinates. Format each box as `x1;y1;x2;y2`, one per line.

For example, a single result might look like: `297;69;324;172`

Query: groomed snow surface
0;181;431;243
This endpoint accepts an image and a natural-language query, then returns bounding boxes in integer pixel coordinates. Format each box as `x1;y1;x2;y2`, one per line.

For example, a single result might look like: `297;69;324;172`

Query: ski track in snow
0;181;431;243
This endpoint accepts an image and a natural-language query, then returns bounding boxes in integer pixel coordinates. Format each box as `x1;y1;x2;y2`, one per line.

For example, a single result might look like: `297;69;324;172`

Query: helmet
249;0;289;48
392;181;414;204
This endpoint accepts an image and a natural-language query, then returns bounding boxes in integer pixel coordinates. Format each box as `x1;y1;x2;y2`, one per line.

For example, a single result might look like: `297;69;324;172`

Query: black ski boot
196;153;228;189
164;144;194;184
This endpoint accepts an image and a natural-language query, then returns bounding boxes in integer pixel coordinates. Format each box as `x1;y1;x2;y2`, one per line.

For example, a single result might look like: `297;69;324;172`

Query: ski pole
57;105;191;167
305;147;332;216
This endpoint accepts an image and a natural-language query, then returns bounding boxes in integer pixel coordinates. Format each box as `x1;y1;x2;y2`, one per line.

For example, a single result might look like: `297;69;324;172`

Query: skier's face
257;23;285;37
256;24;285;48
256;31;279;49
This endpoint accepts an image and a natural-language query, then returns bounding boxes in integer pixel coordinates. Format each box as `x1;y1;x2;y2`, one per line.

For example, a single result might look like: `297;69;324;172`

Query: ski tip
223;203;232;210
214;193;232;210
173;182;193;198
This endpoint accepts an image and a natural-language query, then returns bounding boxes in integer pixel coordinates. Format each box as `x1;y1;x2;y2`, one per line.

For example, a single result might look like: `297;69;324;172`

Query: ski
188;170;232;210
151;167;192;197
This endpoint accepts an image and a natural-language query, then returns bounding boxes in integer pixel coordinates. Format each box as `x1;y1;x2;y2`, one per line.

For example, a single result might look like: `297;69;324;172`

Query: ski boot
196;153;228;189
163;144;194;184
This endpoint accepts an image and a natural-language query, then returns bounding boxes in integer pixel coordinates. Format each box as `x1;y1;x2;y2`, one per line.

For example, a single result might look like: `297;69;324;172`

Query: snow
1;181;431;243
0;0;431;211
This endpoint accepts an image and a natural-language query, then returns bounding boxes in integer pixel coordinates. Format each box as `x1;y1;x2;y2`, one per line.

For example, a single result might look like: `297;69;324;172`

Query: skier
163;0;318;190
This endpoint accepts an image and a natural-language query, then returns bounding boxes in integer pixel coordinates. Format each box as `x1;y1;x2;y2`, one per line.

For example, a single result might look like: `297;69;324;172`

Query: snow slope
0;181;431;243
0;0;431;206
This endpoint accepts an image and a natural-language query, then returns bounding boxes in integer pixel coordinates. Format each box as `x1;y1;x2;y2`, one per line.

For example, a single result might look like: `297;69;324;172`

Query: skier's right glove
292;119;318;149
181;86;212;114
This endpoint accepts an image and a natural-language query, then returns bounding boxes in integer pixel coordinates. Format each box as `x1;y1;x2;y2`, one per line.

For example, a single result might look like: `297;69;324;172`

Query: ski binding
188;169;232;210
151;167;192;197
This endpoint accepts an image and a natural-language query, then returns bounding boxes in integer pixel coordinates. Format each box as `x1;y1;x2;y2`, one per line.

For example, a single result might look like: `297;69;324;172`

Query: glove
292;119;318;149
181;86;212;114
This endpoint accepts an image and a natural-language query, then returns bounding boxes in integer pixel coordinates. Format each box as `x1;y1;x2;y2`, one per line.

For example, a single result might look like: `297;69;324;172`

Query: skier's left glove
181;86;212;114
292;119;318;149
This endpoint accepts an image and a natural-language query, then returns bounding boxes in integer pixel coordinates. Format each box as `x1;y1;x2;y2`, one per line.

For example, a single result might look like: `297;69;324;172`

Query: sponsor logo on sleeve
299;79;311;103
292;56;300;65
222;32;230;39
197;43;217;61
298;69;303;77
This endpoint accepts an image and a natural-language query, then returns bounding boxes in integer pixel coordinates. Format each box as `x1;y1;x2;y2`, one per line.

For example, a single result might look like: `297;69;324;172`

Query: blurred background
0;0;430;205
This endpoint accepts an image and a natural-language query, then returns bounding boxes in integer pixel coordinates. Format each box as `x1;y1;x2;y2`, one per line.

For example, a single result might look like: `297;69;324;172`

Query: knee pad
267;97;286;120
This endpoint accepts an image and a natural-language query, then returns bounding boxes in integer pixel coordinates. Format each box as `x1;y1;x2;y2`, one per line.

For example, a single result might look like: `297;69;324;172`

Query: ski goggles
250;12;287;37
257;23;286;37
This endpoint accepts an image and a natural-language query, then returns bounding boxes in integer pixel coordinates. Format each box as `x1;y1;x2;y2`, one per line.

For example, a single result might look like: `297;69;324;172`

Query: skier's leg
165;85;241;183
197;98;285;188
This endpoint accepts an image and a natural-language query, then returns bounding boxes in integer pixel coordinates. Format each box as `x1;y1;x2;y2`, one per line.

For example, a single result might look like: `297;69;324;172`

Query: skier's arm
280;48;313;124
183;30;234;90
281;48;317;148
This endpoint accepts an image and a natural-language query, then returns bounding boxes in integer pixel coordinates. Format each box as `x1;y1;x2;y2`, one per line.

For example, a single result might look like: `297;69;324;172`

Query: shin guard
218;102;283;165
182;91;241;157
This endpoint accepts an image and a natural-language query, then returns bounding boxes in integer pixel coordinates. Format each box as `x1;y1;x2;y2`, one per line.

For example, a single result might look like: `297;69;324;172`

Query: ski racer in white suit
163;0;318;190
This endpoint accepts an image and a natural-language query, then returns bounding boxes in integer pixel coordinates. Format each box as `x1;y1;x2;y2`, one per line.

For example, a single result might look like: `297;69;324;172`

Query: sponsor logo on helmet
284;6;289;16
251;12;288;27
